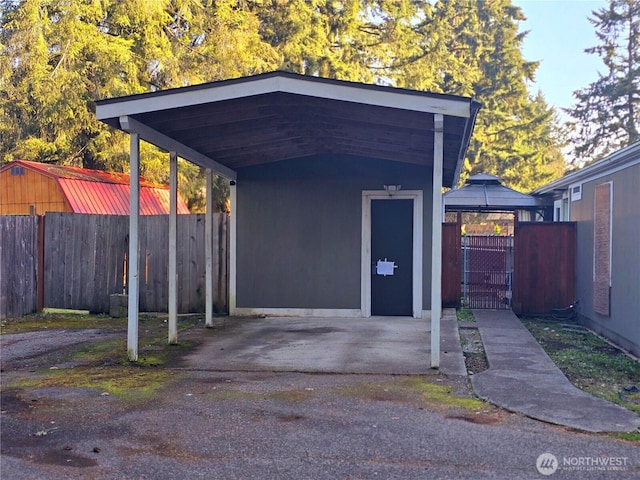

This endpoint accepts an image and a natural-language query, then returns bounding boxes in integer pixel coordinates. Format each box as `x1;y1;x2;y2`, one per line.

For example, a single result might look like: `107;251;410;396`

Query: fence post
37;215;45;312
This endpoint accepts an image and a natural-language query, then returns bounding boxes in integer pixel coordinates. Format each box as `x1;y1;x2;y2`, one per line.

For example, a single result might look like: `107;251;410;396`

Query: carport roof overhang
95;71;481;187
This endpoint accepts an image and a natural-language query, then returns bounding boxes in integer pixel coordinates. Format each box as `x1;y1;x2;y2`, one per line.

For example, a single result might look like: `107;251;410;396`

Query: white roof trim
119;116;237;180
96;75;472;121
534;142;640;195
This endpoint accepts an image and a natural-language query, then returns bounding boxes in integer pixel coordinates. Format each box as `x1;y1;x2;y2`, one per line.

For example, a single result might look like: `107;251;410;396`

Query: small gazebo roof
444;173;542;212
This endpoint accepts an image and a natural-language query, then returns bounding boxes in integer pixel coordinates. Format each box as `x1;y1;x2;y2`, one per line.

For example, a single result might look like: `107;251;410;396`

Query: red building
0;160;189;215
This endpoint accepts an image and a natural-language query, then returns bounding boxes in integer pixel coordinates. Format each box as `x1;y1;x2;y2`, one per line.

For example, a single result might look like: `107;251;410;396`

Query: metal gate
462;235;513;309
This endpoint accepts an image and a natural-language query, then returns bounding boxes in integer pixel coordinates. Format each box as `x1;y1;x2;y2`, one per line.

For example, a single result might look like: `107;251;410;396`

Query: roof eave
451;100;482;188
534;141;640;195
95;71;475;120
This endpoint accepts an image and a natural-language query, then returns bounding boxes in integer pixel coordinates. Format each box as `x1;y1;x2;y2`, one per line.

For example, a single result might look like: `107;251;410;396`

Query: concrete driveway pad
184;316;437;375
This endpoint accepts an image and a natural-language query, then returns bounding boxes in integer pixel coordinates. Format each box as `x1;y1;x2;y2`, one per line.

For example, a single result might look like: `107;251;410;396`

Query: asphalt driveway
1;319;639;479
2;369;639;479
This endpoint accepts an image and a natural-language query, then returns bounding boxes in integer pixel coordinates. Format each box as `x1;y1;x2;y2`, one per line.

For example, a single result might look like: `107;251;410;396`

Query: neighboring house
534;142;640;356
0;160;189;215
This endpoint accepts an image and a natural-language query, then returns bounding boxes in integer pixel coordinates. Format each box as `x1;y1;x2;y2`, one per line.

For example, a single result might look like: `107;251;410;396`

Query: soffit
96;72;479;187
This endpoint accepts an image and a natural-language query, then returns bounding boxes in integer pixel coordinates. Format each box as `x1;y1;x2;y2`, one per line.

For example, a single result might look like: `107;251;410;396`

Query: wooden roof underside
96;72;480;187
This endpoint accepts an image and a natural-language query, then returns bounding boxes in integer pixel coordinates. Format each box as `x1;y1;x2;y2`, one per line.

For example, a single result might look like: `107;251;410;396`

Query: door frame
361;190;423;318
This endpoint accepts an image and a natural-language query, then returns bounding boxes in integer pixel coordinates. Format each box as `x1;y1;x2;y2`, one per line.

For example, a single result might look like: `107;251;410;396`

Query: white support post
127;133;140;361
430;114;444;369
168;151;178;343
229;181;237;315
205;169;214;327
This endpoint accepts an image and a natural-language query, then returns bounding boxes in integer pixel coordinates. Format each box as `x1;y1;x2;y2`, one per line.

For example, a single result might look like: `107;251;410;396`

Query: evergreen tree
1;0;567;204
463;0;565;190
0;0;139;167
373;0;566;190
0;0;277;211
565;0;640;163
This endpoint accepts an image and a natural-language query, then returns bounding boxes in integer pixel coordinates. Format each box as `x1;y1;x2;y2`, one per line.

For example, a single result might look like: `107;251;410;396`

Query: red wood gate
441;222;576;314
512;222;576;315
442;222;462;307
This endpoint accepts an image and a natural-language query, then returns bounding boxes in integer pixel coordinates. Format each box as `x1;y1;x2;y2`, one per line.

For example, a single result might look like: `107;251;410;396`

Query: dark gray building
96;71;481;365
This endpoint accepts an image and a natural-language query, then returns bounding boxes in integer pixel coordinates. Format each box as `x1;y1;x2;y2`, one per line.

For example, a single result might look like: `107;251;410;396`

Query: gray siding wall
236;154;433;310
570;163;640;355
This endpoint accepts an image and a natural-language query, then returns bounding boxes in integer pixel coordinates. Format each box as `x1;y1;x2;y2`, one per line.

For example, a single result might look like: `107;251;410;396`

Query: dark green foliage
565;0;640;164
1;0;568;205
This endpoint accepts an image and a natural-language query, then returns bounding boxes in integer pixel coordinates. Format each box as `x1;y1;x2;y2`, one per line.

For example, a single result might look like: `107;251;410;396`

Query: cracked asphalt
1;327;639;479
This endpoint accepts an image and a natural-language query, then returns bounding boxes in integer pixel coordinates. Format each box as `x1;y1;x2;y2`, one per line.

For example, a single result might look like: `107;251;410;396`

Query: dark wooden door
371;199;413;316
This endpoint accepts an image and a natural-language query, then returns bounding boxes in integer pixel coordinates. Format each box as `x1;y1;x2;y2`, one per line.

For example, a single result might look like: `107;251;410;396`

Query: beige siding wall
0;167;70;215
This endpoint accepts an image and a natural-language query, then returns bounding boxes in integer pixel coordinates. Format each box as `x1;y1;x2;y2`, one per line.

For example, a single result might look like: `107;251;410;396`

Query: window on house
571;184;582;201
593;182;611;316
553;195;570;221
10;166;25;176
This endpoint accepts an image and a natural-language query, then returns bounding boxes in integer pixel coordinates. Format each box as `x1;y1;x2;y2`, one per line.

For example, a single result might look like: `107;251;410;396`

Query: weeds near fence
521;318;640;419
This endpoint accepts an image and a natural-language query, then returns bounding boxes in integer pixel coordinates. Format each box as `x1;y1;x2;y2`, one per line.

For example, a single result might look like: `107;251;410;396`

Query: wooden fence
0;215;39;318
441;222;462;308
0;213;229;318
512;222;576;315
441;221;576;314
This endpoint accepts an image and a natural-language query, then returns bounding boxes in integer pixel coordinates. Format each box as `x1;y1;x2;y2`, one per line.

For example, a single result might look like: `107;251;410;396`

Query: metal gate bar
462;235;513;309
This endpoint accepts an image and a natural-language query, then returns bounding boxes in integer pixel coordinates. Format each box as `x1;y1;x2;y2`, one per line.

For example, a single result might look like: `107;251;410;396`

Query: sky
513;0;608;121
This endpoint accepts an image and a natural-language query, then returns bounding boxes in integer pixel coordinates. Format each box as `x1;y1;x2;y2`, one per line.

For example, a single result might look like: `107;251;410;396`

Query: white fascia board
96;75;472;120
119;116;237;180
568;156;640;188
536;156;640;195
277;77;472;118
97;79;280;120
534;143;640;195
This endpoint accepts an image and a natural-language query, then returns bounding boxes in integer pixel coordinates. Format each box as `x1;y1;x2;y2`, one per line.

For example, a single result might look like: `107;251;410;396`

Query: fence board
64;213;79;307
216;213;229;312
188;215;206;311
179;215;192;313
513;222;576;315
0;216;38;318
139;215;168;312
79;214;98;308
44;213;61;308
441;222;461;308
40;213;228;314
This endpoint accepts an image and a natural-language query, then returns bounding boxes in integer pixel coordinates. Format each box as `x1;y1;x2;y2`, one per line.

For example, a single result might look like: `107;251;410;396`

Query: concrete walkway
471;309;640;433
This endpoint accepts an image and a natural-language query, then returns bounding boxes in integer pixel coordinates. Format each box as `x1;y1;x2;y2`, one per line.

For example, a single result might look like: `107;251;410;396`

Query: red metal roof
2;160;190;215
